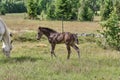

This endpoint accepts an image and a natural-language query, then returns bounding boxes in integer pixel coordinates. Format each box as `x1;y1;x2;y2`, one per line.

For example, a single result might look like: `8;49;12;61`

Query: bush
100;11;120;50
4;1;26;13
13;31;37;42
0;7;6;15
27;0;38;19
0;3;6;15
78;0;94;21
100;0;113;21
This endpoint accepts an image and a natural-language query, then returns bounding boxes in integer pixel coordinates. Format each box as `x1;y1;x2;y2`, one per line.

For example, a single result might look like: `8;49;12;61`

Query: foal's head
37;27;43;40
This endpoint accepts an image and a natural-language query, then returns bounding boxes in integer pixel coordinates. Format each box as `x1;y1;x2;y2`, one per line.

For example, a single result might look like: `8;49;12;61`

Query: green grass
0;35;120;80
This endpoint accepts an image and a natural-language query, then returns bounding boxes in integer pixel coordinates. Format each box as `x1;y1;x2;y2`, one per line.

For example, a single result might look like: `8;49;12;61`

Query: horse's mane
0;18;9;33
41;27;57;33
0;18;11;40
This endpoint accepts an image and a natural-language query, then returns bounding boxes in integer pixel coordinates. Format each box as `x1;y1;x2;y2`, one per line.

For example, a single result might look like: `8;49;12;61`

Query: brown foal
37;26;80;59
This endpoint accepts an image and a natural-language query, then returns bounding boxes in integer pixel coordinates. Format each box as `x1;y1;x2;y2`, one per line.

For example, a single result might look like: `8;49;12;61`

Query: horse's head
2;33;13;58
37;27;43;40
2;42;12;58
2;47;11;58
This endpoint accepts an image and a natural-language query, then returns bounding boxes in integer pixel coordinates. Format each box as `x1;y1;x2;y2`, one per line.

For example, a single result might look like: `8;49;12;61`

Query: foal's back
63;32;77;45
50;32;78;45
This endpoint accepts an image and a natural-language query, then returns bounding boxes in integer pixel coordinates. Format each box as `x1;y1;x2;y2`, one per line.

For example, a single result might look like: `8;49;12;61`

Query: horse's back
49;32;78;45
49;33;64;43
63;32;73;40
63;32;78;45
0;18;6;40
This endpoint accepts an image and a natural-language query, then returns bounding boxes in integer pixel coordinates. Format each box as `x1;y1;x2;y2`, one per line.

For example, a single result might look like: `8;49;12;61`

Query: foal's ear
38;26;42;30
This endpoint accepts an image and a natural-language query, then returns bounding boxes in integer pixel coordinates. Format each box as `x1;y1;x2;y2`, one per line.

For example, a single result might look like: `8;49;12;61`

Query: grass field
0;13;120;80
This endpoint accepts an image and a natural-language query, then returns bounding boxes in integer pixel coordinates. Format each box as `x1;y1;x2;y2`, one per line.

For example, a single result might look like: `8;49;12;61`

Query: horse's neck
0;19;11;48
2;32;11;48
43;30;56;38
0;18;11;50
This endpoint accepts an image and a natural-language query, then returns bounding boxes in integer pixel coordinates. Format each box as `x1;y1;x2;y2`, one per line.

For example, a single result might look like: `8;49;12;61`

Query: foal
37;26;80;59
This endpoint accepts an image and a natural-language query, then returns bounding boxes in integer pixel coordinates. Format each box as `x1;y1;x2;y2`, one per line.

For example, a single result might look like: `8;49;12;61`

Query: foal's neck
43;30;57;38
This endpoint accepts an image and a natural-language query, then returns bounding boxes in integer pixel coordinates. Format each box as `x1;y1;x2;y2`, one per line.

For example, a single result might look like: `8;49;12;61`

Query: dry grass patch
1;13;102;33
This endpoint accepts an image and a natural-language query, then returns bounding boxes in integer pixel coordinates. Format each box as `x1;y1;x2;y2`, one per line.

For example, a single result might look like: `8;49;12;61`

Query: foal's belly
49;39;65;44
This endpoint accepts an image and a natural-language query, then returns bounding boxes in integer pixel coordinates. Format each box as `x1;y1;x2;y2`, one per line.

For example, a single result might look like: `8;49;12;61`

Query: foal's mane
40;27;57;33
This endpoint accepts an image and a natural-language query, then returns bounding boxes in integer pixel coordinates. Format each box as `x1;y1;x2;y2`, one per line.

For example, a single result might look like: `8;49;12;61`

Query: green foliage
27;0;38;19
36;0;50;15
78;0;94;21
68;0;80;20
0;0;103;21
3;1;26;13
100;11;120;50
114;0;120;20
53;0;80;20
54;0;71;20
46;4;56;20
88;0;101;15
0;3;6;15
100;0;114;21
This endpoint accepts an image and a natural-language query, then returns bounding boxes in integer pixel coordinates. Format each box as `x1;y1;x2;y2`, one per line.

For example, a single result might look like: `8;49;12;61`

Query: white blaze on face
2;43;10;57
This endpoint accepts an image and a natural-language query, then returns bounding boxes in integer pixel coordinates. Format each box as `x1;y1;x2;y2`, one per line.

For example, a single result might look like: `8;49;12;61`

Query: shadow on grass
0;56;45;64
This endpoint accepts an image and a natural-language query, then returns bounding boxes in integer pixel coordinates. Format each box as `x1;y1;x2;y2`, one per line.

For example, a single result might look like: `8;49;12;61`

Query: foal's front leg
50;43;56;58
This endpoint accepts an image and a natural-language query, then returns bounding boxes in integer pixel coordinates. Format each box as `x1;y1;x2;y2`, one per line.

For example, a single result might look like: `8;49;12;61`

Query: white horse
0;18;12;57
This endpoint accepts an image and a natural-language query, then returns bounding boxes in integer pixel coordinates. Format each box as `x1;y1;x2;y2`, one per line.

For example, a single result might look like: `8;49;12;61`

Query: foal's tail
73;33;79;45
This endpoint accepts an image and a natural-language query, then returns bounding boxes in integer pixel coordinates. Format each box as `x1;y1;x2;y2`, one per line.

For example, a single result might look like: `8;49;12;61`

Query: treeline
27;0;101;20
0;0;120;21
0;0;26;15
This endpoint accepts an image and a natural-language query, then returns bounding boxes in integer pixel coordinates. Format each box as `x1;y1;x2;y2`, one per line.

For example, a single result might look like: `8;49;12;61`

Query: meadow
0;13;120;80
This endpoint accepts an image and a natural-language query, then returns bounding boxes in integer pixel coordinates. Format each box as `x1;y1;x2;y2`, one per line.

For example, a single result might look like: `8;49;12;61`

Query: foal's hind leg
71;44;80;59
66;45;71;59
50;44;57;58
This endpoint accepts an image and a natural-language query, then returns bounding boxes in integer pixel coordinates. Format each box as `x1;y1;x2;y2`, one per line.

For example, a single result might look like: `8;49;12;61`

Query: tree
46;3;56;20
100;11;120;50
87;0;101;15
0;2;6;15
27;0;37;19
100;0;114;20
54;0;72;20
114;0;120;20
54;0;80;20
69;0;79;20
78;0;94;21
